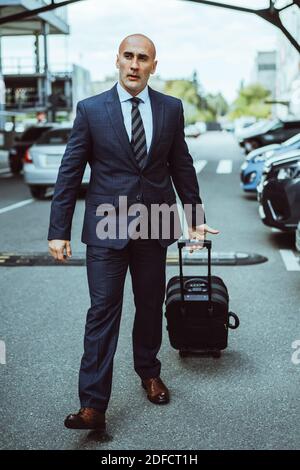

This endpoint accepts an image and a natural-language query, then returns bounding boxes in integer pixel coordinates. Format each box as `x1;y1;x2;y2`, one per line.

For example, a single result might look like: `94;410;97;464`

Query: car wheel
30;186;47;199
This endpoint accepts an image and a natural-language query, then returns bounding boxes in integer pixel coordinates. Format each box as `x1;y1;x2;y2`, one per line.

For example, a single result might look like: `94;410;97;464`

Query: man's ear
116;54;120;69
151;60;158;75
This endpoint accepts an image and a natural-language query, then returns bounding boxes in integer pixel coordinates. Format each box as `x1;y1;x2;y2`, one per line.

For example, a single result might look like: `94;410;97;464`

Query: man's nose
130;58;139;69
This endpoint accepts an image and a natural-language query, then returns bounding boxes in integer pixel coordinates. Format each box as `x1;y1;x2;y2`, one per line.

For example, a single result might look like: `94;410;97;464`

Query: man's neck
118;81;147;97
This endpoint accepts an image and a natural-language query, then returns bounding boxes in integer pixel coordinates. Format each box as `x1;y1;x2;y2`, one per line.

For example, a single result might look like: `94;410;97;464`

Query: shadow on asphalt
242;193;257;201
170;350;255;374
72;430;113;448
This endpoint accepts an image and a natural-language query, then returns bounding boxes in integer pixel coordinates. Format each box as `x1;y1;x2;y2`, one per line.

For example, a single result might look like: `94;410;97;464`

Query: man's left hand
188;224;220;253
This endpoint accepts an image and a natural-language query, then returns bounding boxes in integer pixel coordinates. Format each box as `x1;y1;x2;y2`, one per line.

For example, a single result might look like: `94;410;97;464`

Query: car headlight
275;162;300;180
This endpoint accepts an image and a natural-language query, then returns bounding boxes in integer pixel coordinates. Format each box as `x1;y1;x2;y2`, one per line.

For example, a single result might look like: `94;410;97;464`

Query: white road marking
193;160;207;174
0;198;33;215
0;340;6;365
216;160;233;174
279;250;300;271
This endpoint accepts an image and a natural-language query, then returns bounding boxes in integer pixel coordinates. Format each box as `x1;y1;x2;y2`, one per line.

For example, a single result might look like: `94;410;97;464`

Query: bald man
48;34;218;432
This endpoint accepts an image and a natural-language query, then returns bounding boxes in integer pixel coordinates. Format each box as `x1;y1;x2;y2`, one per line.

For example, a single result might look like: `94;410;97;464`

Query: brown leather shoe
64;407;106;431
141;377;170;404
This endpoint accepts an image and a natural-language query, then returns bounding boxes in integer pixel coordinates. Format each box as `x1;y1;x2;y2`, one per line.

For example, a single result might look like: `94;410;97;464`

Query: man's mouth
127;75;140;80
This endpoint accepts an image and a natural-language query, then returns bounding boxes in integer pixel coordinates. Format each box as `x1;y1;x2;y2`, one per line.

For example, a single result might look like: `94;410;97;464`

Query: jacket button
136;194;141;201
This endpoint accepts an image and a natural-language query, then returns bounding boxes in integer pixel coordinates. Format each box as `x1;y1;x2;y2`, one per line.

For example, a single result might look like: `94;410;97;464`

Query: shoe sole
64;420;106;432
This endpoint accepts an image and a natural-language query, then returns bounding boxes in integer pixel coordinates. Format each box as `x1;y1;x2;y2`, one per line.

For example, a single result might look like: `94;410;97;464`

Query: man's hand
188;224;220;253
48;240;72;263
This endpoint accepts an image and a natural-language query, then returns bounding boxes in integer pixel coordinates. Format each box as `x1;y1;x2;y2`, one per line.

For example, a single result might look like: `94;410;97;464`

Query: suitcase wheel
211;350;221;359
179;349;221;358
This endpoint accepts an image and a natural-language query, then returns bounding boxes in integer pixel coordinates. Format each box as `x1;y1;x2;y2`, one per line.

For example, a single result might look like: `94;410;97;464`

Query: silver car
24;124;91;199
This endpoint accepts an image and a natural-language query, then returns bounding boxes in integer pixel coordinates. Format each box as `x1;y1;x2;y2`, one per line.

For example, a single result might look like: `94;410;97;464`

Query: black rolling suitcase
165;239;239;358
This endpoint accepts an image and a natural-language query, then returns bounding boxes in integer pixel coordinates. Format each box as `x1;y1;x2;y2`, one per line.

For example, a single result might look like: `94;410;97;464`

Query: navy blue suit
48;84;203;412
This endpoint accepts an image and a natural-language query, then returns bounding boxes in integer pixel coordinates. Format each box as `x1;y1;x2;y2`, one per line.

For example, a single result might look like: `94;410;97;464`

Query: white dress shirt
116;82;153;153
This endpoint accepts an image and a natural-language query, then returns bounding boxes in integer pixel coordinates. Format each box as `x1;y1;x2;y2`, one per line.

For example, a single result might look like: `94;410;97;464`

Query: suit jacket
47;83;204;248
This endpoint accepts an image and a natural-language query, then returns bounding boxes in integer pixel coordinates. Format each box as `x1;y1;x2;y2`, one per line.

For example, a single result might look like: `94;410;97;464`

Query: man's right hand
48;240;72;263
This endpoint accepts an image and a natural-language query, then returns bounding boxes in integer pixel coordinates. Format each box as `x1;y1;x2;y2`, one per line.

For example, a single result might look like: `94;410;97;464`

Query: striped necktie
130;97;147;169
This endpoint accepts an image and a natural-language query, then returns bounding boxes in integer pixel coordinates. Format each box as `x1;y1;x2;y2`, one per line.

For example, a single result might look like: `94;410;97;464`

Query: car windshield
36;128;71;145
283;132;300;146
20;126;52;142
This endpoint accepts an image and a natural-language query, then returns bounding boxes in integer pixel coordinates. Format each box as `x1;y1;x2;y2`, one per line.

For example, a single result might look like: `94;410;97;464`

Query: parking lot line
0;199;34;215
279;249;300;271
216;160;233;174
193;160;207;173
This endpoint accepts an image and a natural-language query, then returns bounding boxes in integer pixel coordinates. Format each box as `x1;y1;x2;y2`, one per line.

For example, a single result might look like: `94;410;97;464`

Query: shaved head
118;34;156;60
116;34;158;96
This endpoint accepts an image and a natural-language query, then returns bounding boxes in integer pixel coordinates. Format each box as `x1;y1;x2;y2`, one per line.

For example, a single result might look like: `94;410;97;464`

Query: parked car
235;119;268;144
194;121;207;134
8;124;54;174
184;124;201;138
221;121;235;132
257;149;300;231
240;132;300;192
241;119;300;154
23;125;91;199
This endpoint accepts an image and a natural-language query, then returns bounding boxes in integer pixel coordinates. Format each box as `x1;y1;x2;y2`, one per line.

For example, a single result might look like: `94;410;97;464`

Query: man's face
116;36;157;95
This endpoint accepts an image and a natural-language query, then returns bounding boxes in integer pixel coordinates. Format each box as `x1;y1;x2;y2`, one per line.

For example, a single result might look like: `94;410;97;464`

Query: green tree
164;79;228;124
229;83;272;119
206;93;229;118
164;80;202;108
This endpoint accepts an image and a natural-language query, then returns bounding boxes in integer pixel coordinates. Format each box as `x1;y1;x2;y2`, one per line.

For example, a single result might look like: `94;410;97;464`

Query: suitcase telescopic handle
177;239;213;312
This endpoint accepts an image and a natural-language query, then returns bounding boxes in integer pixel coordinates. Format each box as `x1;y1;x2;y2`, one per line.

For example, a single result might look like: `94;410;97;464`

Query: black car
257;150;300;231
8;124;54;174
242;119;300;154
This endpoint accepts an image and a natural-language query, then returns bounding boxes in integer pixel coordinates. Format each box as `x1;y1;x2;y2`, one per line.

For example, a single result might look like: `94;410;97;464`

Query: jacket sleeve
47;101;91;241
168;101;206;227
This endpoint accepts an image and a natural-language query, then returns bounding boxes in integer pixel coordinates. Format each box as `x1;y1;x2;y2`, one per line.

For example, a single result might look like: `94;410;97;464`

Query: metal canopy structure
0;0;84;35
185;1;300;53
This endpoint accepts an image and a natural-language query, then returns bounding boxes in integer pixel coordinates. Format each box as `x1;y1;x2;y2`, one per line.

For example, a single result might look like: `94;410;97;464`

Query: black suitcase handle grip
178;240;211;249
228;311;240;329
177;238;212;312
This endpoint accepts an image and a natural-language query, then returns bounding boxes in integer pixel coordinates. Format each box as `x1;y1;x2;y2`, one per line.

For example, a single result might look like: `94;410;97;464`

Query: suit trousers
79;237;168;412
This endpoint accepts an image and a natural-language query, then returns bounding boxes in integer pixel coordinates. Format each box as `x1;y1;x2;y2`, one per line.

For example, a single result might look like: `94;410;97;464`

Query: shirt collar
117;82;149;104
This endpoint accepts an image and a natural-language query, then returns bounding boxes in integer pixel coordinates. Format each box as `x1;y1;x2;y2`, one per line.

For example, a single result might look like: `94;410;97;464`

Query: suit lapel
147;86;164;167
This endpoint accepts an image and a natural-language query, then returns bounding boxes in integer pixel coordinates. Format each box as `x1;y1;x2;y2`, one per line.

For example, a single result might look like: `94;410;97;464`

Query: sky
2;0;280;103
